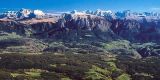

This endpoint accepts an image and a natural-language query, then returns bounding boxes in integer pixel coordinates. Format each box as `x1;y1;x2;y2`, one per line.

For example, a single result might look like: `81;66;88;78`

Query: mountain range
0;9;160;80
0;9;160;57
0;9;160;42
1;9;160;20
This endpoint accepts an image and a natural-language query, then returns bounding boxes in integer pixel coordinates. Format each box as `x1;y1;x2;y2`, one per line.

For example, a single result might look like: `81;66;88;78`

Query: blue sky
0;0;160;12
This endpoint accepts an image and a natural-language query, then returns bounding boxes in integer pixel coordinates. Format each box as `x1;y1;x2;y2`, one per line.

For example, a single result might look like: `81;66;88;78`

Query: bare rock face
111;19;160;42
0;13;115;42
0;20;26;35
49;13;117;41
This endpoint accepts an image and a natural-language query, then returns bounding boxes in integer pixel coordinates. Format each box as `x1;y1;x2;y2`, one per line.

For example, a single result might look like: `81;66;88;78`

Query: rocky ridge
0;9;160;42
0;9;160;57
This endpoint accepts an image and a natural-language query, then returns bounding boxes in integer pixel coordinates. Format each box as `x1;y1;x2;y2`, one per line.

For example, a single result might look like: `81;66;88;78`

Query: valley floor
0;53;159;80
0;33;160;80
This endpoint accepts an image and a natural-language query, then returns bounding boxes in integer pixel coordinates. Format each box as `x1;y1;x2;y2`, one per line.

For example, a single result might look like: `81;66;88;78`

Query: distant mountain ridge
1;9;160;21
0;8;45;19
70;9;160;21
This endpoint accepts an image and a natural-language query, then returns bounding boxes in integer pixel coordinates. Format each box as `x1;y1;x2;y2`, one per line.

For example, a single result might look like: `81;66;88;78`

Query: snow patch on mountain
0;8;46;19
71;10;86;15
1;9;160;22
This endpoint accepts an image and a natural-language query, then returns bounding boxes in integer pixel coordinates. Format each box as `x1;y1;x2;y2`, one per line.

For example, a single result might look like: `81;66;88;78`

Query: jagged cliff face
0;13;160;42
111;19;160;42
51;14;116;41
0;14;116;42
0;20;26;34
